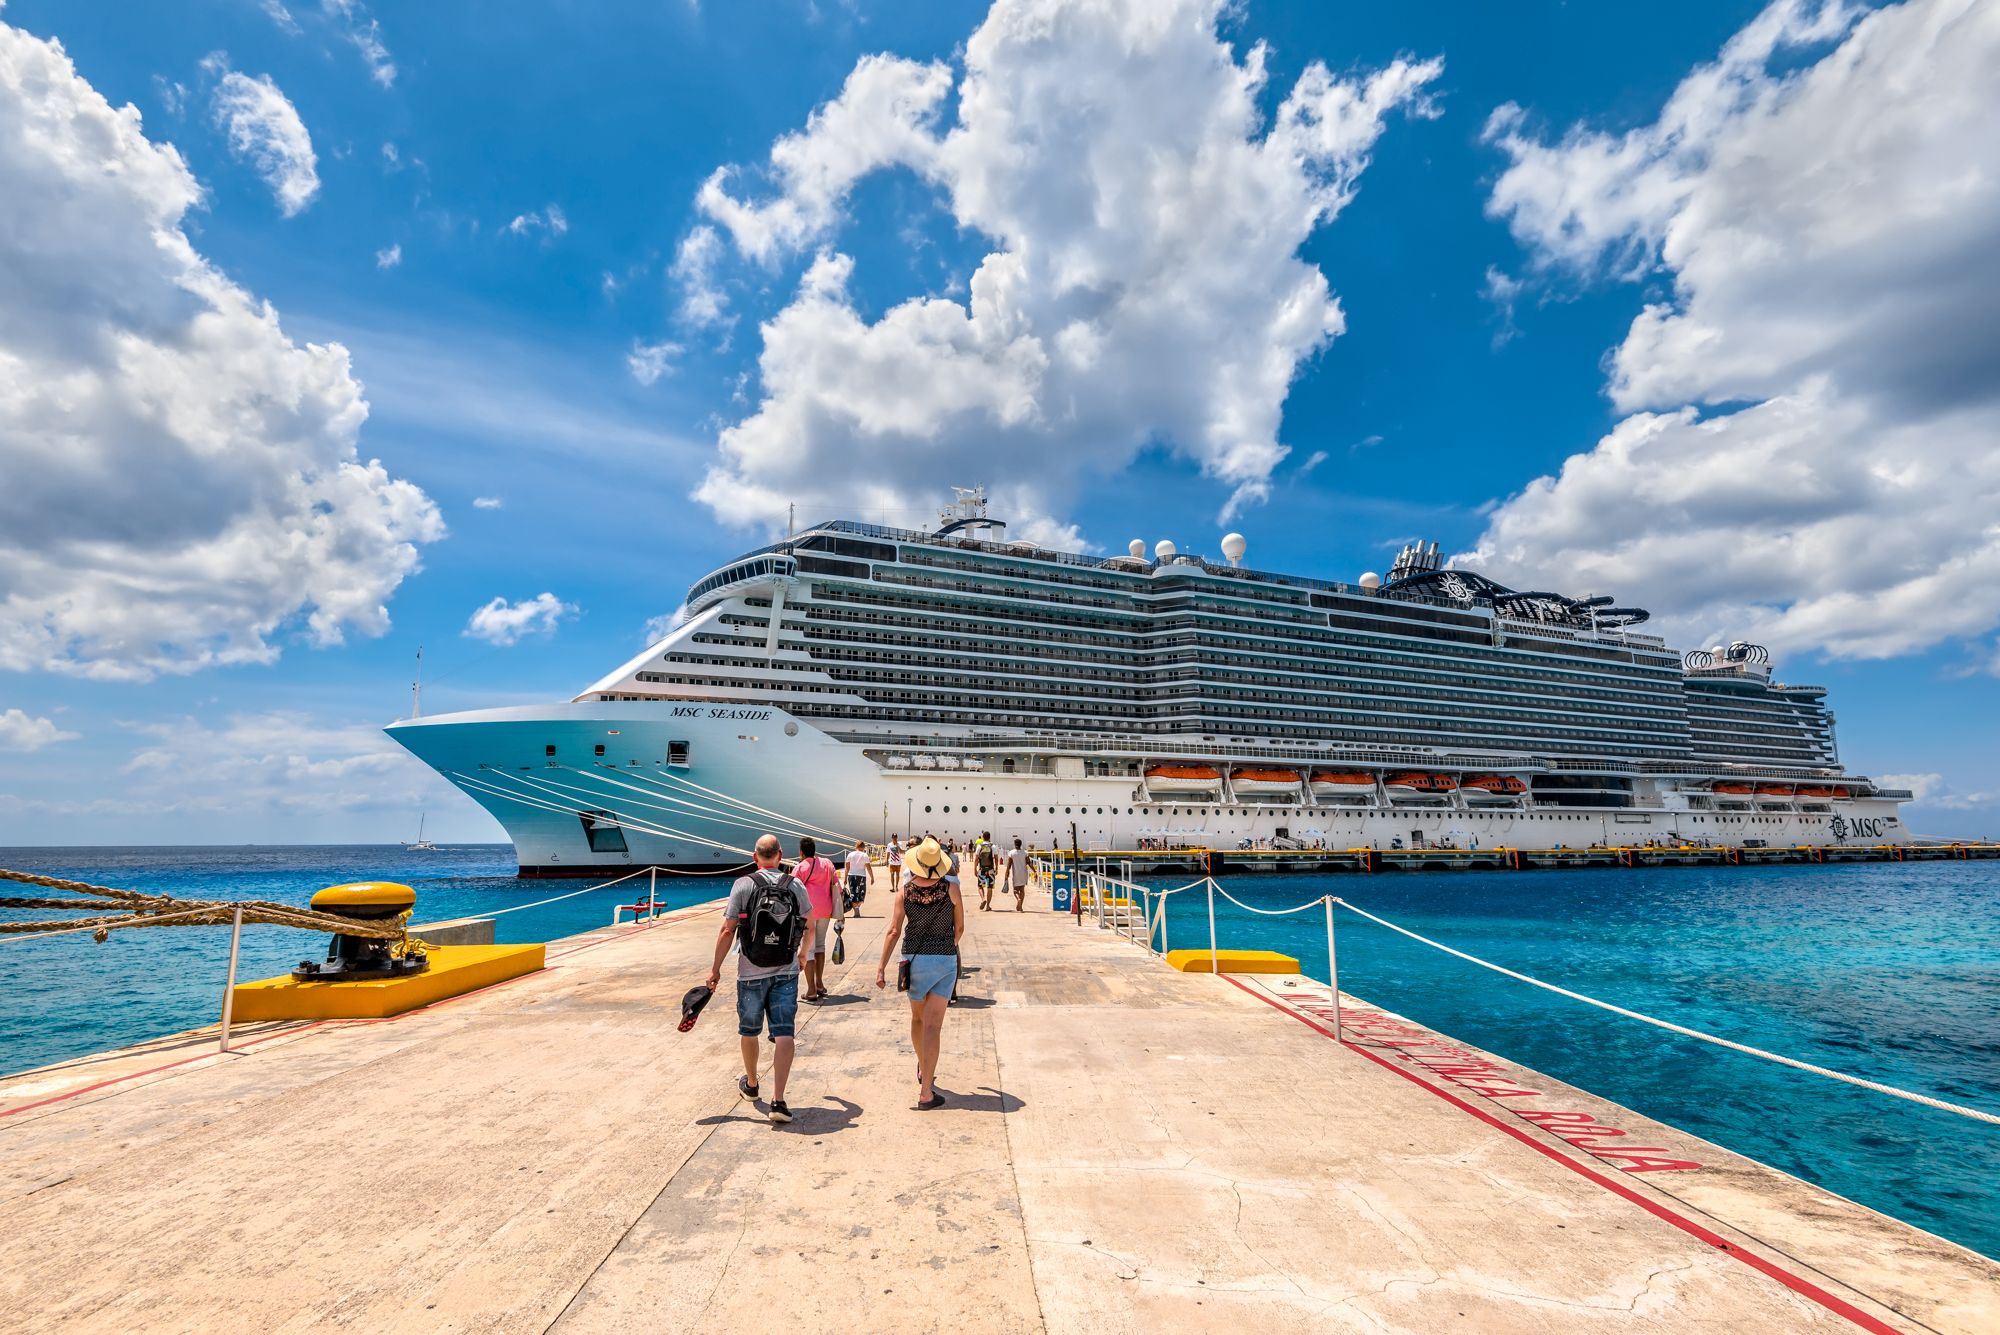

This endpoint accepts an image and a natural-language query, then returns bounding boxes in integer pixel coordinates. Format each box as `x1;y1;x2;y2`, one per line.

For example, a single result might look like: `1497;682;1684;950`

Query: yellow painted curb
1165;948;1299;975
231;943;546;1020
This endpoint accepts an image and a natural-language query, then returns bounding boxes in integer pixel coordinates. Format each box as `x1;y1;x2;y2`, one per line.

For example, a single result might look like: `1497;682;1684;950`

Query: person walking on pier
706;834;811;1124
974;836;998;911
842;839;872;916
887;835;904;880
876;837;963;1109
1001;837;1035;911
793;836;838;1004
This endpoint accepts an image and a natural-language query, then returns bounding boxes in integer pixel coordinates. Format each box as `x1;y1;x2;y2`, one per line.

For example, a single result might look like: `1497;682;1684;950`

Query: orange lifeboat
1712;782;1754;796
1310;770;1375;795
1462;775;1528;802
1385;772;1456;797
1830;786;1850;799
1755;784;1795;805
1795;786;1836;799
1230;767;1302;795
1146;764;1222;795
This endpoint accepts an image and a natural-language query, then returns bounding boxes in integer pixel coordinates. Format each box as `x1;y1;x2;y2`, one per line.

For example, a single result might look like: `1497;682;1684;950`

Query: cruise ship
387;490;1911;874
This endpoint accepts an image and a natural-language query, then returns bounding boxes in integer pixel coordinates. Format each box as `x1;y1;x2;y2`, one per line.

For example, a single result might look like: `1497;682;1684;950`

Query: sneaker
738;1074;759;1101
768;1099;792;1124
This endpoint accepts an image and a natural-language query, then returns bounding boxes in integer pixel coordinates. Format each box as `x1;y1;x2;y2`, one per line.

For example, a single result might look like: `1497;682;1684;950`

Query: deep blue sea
2;847;1995;1259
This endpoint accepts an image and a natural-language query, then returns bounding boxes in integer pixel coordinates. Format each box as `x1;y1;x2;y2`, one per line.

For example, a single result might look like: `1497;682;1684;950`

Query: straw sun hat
906;837;952;879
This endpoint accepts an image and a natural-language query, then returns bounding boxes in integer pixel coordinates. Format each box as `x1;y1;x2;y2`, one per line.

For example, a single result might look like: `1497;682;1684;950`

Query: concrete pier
1;897;1994;1333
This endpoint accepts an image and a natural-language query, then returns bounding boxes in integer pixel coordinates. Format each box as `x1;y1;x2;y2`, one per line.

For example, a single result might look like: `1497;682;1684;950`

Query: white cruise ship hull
388;700;1911;876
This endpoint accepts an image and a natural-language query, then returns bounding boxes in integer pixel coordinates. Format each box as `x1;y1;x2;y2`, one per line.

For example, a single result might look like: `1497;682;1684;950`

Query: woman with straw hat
876;836;963;1109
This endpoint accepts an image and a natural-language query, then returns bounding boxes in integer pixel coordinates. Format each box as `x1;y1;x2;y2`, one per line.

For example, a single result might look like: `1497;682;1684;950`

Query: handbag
831;922;845;965
897;958;912;992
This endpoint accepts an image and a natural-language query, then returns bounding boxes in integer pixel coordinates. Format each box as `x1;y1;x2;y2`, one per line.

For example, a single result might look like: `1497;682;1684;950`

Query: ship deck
2;894;1994;1332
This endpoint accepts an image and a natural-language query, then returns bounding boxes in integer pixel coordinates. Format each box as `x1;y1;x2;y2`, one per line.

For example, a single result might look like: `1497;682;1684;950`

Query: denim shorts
736;972;799;1038
904;953;957;1001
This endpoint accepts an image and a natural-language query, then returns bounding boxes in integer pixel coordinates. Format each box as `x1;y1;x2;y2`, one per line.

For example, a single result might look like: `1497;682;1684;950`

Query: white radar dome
1128;538;1147;559
1712;645;1727;659
1154;539;1178;561
1220;532;1247;563
1359;571;1382;589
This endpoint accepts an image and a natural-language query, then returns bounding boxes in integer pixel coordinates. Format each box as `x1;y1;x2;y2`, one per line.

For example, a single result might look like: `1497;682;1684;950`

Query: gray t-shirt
725;869;811;980
1006;848;1032;882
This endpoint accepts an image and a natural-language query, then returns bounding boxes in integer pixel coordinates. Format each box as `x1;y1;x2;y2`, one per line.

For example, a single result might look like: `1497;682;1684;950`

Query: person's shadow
947;994;996;1009
930;1085;1022;1114
695;1095;864;1133
813;992;870;1007
787;1095;863;1135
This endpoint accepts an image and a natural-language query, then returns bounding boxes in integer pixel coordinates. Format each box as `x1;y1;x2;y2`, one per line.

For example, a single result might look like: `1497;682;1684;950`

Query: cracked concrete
1;893;1994;1333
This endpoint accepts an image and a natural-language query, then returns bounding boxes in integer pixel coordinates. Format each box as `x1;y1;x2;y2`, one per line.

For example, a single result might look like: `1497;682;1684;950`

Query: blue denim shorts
904;953;957;1001
736;972;799;1038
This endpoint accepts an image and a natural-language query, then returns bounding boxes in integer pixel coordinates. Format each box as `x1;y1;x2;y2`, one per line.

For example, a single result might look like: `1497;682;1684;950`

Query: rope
475;866;652;918
1212;880;1328;917
1331;896;2000;1128
0;868;409;946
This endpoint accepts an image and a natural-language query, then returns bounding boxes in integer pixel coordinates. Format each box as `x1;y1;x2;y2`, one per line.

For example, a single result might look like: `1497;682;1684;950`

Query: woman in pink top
794;836;838;1002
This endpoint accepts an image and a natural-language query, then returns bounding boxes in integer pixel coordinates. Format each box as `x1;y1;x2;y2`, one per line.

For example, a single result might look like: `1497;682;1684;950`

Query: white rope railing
1329;896;2000;1128
476;865;653;919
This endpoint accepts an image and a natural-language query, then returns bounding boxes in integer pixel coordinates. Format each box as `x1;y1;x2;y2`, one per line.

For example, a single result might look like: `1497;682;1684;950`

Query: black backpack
738;868;805;968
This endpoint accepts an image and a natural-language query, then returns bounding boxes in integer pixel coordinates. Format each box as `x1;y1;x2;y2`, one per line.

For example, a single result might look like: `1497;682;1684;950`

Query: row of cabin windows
544;740;691;765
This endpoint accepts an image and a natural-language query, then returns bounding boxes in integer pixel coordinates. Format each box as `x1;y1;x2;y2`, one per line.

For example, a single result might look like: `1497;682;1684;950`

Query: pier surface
2;897;1995;1333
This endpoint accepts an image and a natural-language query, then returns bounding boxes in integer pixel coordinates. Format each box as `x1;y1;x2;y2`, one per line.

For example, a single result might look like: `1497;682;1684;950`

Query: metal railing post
218;905;244;1054
1158;888;1169;957
1324;896;1341;1045
647;867;658;920
1206;877;1218;976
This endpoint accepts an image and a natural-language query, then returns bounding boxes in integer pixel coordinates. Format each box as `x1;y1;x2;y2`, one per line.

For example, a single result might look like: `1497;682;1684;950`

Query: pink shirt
794;856;835;916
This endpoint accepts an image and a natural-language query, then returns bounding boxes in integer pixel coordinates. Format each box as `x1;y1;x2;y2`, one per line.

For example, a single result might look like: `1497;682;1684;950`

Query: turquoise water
1140;861;2000;1260
3;848;1996;1258
0;844;713;1076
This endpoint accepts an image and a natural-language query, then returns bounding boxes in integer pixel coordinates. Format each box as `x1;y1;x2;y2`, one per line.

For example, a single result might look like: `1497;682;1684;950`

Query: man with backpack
705;834;812;1124
974;835;998;911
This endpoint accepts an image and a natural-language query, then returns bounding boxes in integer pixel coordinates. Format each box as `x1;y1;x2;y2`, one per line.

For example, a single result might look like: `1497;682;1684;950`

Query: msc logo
1829;815;1887;841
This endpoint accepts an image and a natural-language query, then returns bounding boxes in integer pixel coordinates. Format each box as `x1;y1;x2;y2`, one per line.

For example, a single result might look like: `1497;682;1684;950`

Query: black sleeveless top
901;880;957;957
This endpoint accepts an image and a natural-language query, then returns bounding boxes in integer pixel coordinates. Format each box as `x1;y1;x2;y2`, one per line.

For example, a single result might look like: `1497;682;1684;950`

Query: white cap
1154;539;1178;560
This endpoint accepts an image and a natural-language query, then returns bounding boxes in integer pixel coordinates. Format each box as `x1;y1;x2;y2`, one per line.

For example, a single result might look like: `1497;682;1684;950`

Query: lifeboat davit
1146;765;1222;795
1310;770;1375;795
1230;767;1302;795
1462;775;1528;802
1384;772;1456;798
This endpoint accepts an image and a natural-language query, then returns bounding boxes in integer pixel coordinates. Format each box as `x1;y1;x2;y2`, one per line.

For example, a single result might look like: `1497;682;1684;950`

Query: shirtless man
1001;837;1036;911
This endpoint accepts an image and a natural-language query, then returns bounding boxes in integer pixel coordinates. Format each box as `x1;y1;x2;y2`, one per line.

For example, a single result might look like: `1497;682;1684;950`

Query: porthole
925;805;933;813
1015;806;1023;813
979;806;987;813
784;721;799;736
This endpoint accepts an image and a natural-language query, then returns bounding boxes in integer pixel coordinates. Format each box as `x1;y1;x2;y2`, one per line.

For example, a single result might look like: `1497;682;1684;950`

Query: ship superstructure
388;491;1910;873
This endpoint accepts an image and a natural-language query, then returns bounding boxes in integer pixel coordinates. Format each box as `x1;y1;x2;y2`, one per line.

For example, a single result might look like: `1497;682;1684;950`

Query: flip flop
916;1091;947;1111
678;984;713;1033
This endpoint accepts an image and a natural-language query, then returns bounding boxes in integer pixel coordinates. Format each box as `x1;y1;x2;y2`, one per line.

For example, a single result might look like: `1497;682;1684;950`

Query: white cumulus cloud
471;495;503;510
0;21;442;680
1470;0;2000;666
375;241;401;268
465;593;577;646
208;61;320;216
0;708;77;752
671;224;730;328
691;0;1440;533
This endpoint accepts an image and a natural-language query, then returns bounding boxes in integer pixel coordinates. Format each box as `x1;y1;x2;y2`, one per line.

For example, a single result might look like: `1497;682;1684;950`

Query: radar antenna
935;485;1007;539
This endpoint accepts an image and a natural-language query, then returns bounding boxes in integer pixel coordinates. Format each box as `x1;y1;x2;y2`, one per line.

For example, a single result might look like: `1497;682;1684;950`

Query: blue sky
1;0;1996;842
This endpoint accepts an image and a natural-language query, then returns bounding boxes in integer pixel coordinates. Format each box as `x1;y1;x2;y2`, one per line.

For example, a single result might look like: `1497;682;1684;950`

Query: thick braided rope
1331;896;2000;1128
0;868;406;942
